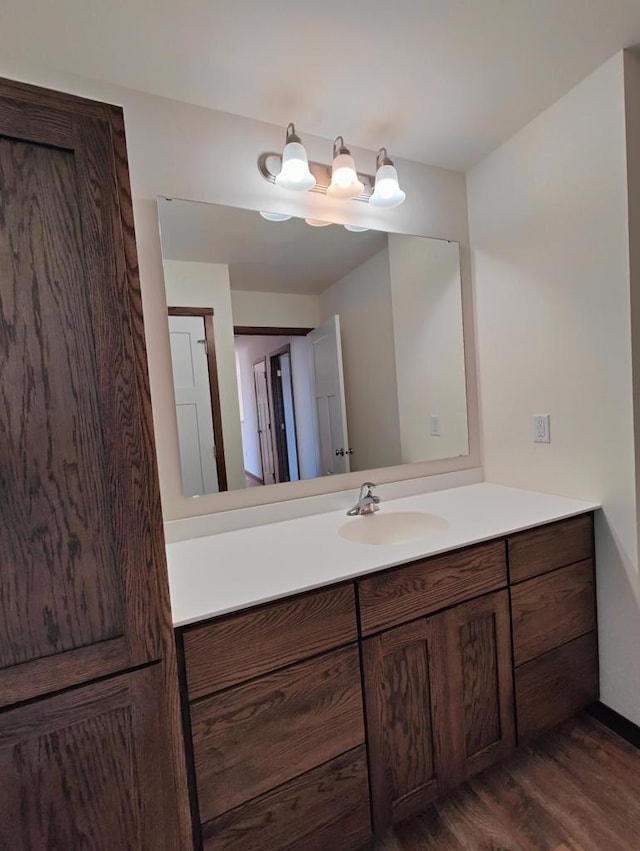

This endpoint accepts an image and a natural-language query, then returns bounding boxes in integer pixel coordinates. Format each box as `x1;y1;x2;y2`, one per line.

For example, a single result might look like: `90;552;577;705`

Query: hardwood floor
370;713;640;850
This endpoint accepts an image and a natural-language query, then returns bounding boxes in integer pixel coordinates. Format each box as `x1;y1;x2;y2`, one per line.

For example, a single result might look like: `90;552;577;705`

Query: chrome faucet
346;482;380;516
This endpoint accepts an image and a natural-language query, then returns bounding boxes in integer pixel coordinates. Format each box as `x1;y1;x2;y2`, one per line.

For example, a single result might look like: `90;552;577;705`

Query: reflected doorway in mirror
167;307;227;495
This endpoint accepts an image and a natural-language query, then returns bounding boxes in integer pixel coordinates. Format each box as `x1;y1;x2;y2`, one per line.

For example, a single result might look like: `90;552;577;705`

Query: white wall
0;57;477;519
468;52;640;724
320;248;402;472
231;290;320;328
163;260;246;490
388;235;469;462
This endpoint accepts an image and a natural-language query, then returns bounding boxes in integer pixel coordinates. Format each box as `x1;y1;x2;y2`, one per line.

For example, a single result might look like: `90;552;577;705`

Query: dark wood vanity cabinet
362;612;447;831
362;574;515;832
180;585;372;851
177;512;598;847
0;79;187;848
508;514;598;742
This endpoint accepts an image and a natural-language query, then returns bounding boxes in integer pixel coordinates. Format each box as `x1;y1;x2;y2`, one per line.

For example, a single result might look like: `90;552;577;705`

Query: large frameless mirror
158;198;469;496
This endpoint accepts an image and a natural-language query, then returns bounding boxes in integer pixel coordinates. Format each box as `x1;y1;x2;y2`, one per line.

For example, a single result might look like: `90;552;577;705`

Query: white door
168;314;219;496
307;315;350;475
253;360;275;485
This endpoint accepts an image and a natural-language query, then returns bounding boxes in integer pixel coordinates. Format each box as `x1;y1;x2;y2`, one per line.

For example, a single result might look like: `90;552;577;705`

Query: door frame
235;327;313;486
267;343;300;484
168;306;228;492
234;326;313;337
252;357;272;485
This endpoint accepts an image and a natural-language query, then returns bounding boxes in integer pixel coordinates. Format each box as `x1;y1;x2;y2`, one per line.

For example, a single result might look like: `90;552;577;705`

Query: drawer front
511;560;596;666
190;644;365;822
508;514;593;584
183;584;357;699
515;632;599;743
358;540;507;635
202;746;371;851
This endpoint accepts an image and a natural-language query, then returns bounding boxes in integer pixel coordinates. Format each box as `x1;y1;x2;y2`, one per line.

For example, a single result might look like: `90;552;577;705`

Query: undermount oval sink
338;511;449;546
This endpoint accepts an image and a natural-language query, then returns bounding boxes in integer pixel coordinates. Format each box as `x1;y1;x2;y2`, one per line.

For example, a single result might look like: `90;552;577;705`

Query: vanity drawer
511;559;596;666
190;644;365;822
514;632;599;743
508;514;593;584
357;540;507;636
201;745;371;851
183;584;357;699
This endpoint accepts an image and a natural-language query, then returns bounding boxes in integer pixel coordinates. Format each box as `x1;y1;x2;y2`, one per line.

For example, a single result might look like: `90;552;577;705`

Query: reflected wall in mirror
158;199;469;496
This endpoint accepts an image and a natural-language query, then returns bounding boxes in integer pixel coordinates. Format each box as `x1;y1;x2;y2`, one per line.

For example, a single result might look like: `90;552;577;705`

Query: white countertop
166;483;600;627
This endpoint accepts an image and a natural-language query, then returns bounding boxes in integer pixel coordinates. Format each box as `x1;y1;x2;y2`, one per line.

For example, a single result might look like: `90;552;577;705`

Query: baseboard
587;701;640;750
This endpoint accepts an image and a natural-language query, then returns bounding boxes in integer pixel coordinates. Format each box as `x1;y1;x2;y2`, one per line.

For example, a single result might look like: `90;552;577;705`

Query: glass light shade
275;141;316;191
327;152;364;199
305;218;332;227
369;163;406;208
344;224;369;232
259;211;292;222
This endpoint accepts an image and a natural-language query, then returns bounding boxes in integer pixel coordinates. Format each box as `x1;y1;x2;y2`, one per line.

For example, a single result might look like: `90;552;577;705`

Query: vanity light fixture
327;137;365;200
369;148;406;208
274;123;316;191
258;123;404;206
344;224;370;232
259;211;292;222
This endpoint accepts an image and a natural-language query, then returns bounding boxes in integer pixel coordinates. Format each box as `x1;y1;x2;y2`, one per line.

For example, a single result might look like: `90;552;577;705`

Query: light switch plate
532;414;550;444
430;415;441;437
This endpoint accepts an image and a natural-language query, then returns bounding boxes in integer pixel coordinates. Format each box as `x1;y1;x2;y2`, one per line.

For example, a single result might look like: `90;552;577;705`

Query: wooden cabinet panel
363;590;515;833
515;632;599;743
183;584;357;698
0;79;165;707
511;559;596;665
363;617;447;832
191;644;365;823
508;514;593;584
441;590;515;784
0;79;190;848
0;666;164;851
358;540;507;635
202;746;371;851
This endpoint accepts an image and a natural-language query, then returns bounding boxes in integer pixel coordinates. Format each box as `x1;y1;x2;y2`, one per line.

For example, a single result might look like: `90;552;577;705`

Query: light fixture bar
258;152;374;202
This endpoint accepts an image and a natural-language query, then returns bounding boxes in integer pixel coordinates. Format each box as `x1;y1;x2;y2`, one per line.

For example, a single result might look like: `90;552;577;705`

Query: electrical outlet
430;415;441;437
532;414;550;444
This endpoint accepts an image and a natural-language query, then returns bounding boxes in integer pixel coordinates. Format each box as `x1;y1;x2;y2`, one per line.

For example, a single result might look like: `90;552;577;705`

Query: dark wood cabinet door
0;78;166;707
0;665;165;851
440;589;515;786
362;616;448;833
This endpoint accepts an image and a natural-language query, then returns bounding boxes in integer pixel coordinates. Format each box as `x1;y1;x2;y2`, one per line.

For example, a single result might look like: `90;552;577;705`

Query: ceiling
158;198;388;294
2;1;640;170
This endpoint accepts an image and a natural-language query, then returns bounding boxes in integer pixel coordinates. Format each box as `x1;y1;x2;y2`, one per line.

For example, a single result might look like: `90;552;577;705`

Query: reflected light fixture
274;123;316;191
369;148;406;208
327;137;364;200
259;211;292;222
305;218;332;227
344;224;369;232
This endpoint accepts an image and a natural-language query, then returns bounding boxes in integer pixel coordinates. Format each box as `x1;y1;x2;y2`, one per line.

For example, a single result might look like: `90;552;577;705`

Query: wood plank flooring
371;713;640;850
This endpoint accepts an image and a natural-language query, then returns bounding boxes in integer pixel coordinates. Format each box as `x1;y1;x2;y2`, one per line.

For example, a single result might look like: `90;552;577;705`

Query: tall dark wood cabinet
0;78;188;848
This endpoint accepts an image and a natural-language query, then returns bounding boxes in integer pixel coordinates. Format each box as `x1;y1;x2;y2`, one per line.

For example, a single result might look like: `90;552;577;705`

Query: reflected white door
253;360;275;485
307;315;350;475
168;315;219;496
